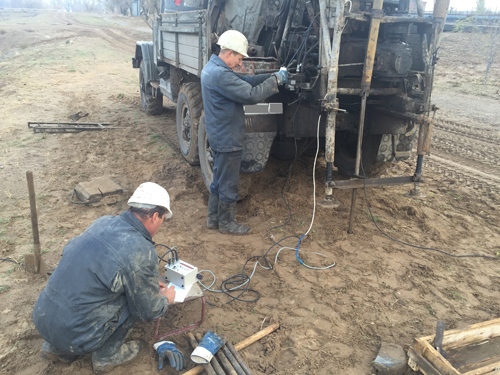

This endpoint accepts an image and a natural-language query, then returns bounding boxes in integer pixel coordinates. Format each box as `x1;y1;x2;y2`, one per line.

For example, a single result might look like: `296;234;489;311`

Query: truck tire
334;133;388;177
198;114;249;199
198;114;214;192
177;83;203;165
139;60;163;115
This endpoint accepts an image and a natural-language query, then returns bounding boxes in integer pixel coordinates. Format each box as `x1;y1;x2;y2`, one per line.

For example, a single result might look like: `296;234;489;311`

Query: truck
133;0;450;206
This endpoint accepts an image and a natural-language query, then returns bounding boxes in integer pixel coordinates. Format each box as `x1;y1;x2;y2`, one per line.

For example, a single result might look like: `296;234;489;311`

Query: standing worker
201;30;288;235
33;182;183;374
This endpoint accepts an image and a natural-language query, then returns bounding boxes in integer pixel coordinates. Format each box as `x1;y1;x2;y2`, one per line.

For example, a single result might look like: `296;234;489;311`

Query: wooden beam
413;338;460;375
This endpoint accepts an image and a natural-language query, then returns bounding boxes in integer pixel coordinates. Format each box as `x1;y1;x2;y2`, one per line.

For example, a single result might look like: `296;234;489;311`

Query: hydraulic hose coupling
190;330;226;364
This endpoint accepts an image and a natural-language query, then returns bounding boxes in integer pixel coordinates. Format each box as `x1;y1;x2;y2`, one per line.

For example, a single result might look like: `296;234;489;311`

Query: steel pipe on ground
182;324;280;375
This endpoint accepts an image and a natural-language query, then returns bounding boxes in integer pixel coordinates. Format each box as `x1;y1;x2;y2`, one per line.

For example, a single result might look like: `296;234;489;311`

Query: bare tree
476;0;486;14
49;0;64;10
116;0;132;15
17;0;46;8
454;17;500;85
83;0;101;12
142;0;160;17
483;25;500;85
101;0;117;13
61;0;73;12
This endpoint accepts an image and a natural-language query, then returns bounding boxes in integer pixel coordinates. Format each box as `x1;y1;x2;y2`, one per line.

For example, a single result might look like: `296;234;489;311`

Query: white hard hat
217;30;249;58
128;182;172;219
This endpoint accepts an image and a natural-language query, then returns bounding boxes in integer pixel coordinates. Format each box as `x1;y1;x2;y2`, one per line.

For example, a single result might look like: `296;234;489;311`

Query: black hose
0;258;24;266
301;41;319;64
272;0;292;59
278;0;298;61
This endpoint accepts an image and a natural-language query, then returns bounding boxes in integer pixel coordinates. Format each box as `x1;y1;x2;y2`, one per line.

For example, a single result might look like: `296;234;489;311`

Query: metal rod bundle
183;324;278;375
187;332;222;375
195;333;225;375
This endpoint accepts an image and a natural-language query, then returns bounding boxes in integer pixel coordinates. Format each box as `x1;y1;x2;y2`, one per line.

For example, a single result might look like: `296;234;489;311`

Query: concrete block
74;176;123;203
373;342;407;375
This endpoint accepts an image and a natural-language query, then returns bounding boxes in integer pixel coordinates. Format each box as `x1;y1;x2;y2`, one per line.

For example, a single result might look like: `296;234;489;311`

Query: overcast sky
436;0;499;11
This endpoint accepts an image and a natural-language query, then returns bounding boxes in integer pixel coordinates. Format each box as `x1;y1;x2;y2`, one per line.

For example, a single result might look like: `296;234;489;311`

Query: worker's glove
153;341;185;371
273;67;288;85
190;330;226;364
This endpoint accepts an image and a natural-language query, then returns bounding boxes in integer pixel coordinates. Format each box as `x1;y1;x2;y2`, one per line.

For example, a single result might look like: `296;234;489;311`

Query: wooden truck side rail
154;9;211;77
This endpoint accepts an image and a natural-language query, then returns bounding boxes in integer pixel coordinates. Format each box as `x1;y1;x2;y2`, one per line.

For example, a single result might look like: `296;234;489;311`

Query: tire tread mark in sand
424;156;500;198
415;119;500;199
53;12;136;52
434;119;500;146
432;138;500;171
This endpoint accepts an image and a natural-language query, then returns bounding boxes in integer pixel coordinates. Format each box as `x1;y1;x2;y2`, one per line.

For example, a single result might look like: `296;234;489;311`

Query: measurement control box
164;260;198;289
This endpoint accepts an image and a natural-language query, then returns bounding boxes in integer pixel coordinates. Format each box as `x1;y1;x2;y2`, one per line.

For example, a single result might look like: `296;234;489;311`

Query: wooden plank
162;40;199;58
408;347;442;375
163;47;199;60
412;319;500;375
178;54;199;69
462;361;500;375
420;318;500;350
442;319;500;349
447;336;500;373
162;32;199;45
162;49;199;69
158;8;209;77
414;338;461;375
159;25;200;33
161;58;198;76
160;9;207;23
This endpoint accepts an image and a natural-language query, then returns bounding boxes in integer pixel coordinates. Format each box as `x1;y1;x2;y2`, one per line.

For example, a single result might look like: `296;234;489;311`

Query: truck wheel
334;133;388;177
139;60;163;115
198;114;214;192
177;83;203;165
198;114;249;199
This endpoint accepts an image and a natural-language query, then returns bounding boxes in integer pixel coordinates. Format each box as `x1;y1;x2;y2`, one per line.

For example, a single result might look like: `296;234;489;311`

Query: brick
74;176;123;202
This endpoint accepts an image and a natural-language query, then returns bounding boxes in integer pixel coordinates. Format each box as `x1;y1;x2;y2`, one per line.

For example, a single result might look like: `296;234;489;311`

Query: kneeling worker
33;182;176;374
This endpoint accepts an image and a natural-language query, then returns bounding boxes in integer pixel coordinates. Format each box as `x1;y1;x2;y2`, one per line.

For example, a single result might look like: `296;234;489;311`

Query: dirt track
427;119;500;197
0;11;500;375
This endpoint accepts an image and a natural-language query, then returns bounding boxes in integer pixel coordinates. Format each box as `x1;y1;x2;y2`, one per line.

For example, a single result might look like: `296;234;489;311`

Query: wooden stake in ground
183;323;279;375
25;171;41;274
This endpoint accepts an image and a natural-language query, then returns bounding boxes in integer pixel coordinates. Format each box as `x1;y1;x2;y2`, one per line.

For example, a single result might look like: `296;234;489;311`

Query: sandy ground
0;10;499;375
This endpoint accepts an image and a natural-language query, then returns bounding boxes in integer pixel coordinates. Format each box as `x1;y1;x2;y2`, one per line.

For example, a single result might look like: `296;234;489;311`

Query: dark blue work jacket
32;211;168;355
201;54;278;152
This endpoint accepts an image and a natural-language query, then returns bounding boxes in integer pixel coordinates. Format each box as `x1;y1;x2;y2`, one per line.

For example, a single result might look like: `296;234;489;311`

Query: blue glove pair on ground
154;330;225;371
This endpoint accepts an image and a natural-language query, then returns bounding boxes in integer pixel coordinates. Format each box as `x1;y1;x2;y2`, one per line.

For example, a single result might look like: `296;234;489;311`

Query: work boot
218;200;250;235
92;341;143;375
207;192;219;229
40;340;80;363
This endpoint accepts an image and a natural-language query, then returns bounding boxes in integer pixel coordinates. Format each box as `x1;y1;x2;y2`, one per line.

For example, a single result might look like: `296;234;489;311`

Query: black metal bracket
435;321;447;358
28;122;116;133
332;175;416;189
413;173;424;183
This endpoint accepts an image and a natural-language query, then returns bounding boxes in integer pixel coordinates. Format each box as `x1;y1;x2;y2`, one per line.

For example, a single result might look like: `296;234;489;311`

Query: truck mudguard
133;41;159;85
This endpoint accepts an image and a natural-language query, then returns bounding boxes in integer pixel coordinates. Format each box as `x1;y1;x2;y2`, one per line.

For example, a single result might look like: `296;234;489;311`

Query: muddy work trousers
210;150;242;203
36;305;136;357
94;314;138;358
